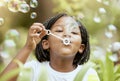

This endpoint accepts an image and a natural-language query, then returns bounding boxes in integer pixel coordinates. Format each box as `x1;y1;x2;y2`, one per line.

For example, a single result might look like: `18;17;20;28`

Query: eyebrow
54;23;79;27
53;24;65;27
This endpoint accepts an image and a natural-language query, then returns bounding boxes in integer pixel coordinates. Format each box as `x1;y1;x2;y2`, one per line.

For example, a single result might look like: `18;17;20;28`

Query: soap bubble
108;24;117;32
0;51;10;59
109;54;119;62
77;13;84;19
5;29;20;42
30;12;37;19
111;42;120;52
7;0;21;12
0;1;5;7
4;39;16;48
0;17;4;26
70;23;78;31
105;24;117;39
103;1;109;6
30;0;38;8
2;39;17;58
65;23;79;34
105;31;113;39
96;0;102;3
99;7;106;14
93;16;101;23
19;2;30;13
92;46;106;60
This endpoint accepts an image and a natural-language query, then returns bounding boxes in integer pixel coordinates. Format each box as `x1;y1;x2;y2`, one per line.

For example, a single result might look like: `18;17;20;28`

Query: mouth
62;38;71;45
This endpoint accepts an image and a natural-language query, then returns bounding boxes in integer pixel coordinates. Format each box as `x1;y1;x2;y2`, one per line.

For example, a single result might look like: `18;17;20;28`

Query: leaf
103;52;114;81
74;62;95;81
17;67;32;81
38;65;48;81
0;68;20;81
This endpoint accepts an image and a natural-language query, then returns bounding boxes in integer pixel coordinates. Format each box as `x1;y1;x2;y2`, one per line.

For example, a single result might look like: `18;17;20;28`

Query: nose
63;31;71;38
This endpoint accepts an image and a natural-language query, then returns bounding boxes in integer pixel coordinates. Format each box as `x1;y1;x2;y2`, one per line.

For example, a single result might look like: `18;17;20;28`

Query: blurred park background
0;0;120;81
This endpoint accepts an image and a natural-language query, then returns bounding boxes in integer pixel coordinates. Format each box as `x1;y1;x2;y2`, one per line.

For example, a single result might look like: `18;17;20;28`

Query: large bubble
0;1;5;7
7;0;21;12
5;29;20;42
19;2;30;13
4;39;16;48
7;0;30;13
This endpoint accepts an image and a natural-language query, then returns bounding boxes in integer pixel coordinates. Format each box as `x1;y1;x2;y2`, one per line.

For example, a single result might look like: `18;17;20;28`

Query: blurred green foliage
52;0;120;36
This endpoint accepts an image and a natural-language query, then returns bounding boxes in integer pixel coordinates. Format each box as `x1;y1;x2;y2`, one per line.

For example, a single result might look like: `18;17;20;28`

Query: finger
31;25;47;35
32;23;46;30
33;23;44;26
39;29;47;38
30;26;43;34
30;33;40;38
31;34;41;43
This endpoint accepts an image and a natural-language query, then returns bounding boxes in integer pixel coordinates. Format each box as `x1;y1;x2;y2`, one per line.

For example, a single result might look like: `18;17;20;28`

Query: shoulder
22;60;49;81
24;60;49;70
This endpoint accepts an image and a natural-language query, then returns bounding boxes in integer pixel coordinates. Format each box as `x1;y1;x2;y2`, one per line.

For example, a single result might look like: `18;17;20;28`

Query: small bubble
105;31;113;39
77;13;84;19
30;12;37;19
105;24;117;38
108;24;117;31
1;51;10;59
19;2;30;13
30;0;38;8
92;46;105;60
4;0;9;3
99;7;106;14
96;0;102;3
0;17;4;26
93;16;101;23
111;42;120;52
103;1;109;6
109;54;118;62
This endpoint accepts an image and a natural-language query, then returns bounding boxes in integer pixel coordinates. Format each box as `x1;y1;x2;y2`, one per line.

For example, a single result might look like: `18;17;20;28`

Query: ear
42;39;49;50
78;44;85;53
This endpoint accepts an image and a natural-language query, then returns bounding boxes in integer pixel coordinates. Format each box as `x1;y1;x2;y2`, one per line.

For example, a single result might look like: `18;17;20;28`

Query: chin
60;51;75;57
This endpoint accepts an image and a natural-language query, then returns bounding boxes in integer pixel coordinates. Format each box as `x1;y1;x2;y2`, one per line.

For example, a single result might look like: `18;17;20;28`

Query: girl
0;13;100;81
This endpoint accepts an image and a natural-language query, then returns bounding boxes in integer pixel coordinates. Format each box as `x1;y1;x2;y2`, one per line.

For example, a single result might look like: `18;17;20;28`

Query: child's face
45;16;84;58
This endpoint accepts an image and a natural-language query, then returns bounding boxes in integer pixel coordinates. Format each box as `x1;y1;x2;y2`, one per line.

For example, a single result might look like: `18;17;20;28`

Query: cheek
72;36;82;44
72;36;82;50
48;36;61;47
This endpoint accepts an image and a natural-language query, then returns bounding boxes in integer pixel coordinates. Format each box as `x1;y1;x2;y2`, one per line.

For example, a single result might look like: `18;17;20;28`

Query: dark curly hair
35;13;90;66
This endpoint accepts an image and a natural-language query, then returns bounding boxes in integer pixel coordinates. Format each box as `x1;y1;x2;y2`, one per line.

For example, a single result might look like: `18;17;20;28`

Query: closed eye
71;32;79;35
55;30;63;32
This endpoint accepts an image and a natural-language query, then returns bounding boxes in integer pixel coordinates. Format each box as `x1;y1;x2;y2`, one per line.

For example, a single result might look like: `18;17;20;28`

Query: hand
25;23;46;50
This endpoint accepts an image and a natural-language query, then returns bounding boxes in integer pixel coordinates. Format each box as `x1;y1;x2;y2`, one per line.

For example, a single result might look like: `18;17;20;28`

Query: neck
50;57;76;72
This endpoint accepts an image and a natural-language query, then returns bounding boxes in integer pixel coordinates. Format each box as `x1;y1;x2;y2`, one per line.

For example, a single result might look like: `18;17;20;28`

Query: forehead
52;16;78;26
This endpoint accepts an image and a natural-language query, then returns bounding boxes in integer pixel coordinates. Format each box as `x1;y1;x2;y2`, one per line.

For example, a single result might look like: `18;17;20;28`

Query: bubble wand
46;30;71;45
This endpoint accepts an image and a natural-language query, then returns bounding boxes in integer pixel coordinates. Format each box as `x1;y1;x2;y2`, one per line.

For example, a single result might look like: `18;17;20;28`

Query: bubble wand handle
46;30;63;40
